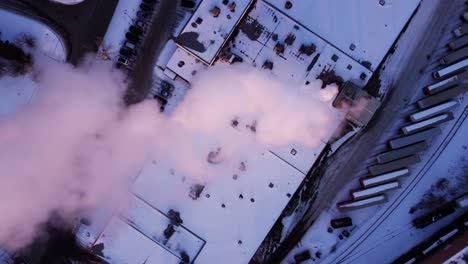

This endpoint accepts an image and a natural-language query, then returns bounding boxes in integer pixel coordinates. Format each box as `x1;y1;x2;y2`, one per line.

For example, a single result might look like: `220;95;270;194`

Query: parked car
123;41;137;51
129;25;143;36
119;47;134;58
116;56;130;66
135;20;146;30
161;80;175;92
125;32;140;44
181;0;196;8
137;10;150;20
143;0;156;5
140;3;153;13
331;217;353;228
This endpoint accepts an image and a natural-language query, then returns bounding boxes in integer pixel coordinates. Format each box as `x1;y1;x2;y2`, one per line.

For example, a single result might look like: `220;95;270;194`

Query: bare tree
97;42;115;61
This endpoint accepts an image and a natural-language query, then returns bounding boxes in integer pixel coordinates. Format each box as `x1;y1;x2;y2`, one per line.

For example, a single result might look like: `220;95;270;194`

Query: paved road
256;0;463;263
125;0;180;105
0;0;118;64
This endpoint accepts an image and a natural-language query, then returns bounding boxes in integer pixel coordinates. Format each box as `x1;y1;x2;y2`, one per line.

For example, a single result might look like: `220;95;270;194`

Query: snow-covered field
0;10;67;62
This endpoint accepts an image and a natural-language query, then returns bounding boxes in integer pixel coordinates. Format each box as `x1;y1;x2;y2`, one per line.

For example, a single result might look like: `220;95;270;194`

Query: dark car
129;25;143;36
154;94;168;105
140;3;153;12
161;80;175;92
181;0;196;8
119;47;133;58
137;10;150;20
331;217;353;228
143;0;156;5
116;56;130;66
125;32;140;44
135;20;146;30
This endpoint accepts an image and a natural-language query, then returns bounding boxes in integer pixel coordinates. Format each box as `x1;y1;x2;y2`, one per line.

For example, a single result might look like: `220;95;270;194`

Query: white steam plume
0;57;340;250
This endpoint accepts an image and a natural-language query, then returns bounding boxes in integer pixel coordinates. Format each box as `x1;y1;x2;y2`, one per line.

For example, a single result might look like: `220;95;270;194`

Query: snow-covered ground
0;9;67;62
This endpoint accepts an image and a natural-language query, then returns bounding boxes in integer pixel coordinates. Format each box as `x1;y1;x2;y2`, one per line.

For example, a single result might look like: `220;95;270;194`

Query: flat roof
175;0;254;65
79;146;323;263
130;150;307;263
262;0;421;70
229;1;373;86
166;47;207;83
91;217;180;264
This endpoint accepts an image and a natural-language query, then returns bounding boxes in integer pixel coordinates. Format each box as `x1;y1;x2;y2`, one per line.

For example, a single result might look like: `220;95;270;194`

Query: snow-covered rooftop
262;0;420;70
175;0;254;65
81;148;308;263
229;1;373;86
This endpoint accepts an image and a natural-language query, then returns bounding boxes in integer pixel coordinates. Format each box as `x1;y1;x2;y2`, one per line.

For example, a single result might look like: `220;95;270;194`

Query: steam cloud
0;57;340;250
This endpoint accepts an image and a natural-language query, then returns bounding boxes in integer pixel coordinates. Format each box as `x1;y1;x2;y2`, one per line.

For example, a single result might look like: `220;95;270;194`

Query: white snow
262;0;420;70
0;10;66;62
